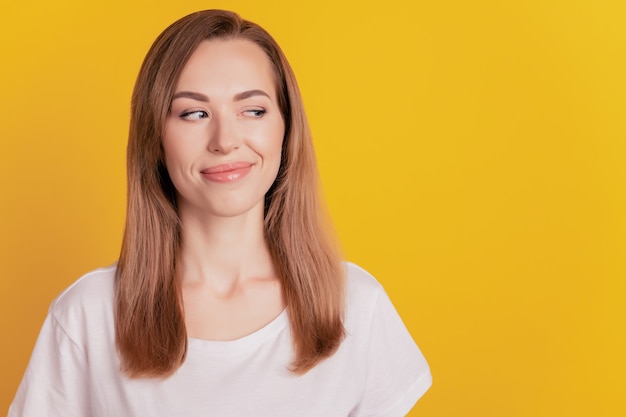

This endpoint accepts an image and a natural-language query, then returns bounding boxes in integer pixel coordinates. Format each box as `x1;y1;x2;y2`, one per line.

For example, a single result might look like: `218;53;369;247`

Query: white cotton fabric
9;262;431;417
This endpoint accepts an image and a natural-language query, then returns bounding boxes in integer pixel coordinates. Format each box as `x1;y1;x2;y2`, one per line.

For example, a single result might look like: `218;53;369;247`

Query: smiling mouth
202;162;253;174
201;162;253;183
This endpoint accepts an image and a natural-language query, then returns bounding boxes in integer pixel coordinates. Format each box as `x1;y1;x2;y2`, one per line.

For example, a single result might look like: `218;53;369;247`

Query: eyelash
244;109;266;118
179;110;208;120
178;108;267;121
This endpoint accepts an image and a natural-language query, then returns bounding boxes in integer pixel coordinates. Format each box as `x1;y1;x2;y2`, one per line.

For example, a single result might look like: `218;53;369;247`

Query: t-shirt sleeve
352;287;432;417
8;312;90;417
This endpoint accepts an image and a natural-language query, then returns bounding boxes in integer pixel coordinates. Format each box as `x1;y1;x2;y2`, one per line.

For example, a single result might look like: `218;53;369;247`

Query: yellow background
1;0;625;415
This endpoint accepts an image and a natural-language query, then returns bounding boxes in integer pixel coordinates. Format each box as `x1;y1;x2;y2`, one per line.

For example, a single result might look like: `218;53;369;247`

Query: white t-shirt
9;262;431;417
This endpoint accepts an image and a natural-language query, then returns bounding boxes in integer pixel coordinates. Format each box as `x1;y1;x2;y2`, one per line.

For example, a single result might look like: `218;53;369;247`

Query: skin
162;39;286;341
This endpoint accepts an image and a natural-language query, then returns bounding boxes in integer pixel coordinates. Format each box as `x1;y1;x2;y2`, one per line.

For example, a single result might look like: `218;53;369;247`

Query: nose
207;113;240;154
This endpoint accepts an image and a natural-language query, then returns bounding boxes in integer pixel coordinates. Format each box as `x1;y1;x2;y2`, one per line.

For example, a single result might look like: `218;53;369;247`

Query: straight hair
116;9;345;377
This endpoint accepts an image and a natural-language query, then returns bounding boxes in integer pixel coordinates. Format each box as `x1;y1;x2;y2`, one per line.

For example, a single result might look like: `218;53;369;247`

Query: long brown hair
116;9;345;377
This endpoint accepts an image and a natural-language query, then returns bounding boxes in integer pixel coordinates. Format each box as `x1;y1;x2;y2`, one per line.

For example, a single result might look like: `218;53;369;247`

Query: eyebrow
171;89;271;103
171;91;209;102
233;89;270;101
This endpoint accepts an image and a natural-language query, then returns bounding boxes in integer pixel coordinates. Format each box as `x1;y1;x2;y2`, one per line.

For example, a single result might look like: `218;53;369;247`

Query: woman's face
163;39;285;219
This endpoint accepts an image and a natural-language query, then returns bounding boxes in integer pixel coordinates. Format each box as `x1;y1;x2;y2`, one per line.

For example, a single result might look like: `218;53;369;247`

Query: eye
180;110;209;120
243;109;266;118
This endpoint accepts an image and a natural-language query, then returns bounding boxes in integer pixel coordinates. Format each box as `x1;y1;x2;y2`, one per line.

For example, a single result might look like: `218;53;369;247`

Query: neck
176;204;276;290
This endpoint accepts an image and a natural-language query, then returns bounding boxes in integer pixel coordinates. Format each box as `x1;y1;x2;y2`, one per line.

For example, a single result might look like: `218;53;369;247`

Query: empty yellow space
1;1;624;415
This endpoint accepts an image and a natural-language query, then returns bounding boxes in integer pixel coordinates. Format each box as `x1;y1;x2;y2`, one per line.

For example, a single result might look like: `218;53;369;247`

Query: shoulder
343;261;386;306
342;262;391;330
51;264;116;309
342;262;432;415
344;261;381;287
48;264;117;333
9;266;117;416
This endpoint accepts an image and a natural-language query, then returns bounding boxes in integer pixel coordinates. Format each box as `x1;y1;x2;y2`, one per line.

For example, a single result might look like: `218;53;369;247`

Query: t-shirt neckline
186;308;289;354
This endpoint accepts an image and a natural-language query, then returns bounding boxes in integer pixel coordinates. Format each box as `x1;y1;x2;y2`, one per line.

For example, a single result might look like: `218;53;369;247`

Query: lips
201;162;253;183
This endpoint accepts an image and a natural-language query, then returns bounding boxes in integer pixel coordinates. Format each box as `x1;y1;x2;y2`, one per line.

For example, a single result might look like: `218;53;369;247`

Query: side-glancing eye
243;109;266;118
180;110;209;120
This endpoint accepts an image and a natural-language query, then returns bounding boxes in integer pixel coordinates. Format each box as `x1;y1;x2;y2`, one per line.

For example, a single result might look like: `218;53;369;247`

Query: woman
10;10;431;416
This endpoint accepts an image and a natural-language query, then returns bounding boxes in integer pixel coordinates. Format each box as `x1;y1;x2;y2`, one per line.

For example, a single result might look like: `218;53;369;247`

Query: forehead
174;39;277;95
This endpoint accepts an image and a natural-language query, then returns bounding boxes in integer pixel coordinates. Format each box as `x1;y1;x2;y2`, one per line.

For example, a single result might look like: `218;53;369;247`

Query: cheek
267;131;285;172
162;120;193;162
162;130;195;169
252;134;283;188
161;139;178;172
268;139;285;187
161;140;192;188
268;119;286;160
249;118;284;163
